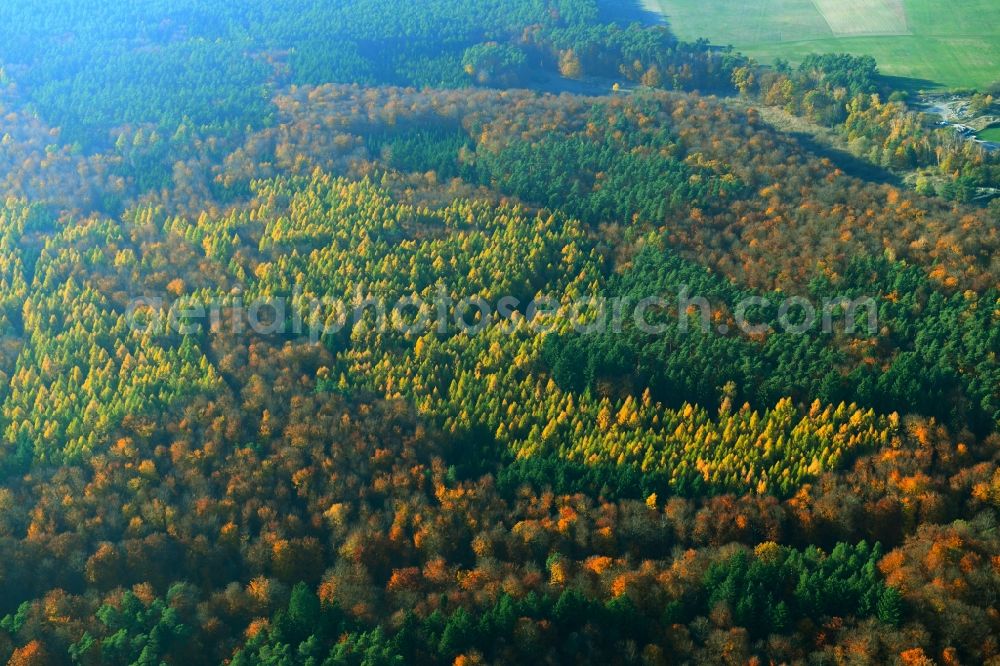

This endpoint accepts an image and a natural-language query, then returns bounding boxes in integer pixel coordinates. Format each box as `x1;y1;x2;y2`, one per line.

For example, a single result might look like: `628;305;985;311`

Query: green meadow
646;0;1000;89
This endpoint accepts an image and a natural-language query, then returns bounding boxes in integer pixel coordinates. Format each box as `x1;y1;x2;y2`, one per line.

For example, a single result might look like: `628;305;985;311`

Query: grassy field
979;127;1000;142
645;0;1000;90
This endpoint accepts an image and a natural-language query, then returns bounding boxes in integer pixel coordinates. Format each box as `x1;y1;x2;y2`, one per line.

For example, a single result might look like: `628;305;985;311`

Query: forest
0;0;997;665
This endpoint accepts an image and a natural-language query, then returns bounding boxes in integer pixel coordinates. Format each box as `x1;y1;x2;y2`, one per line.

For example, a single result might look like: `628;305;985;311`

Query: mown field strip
810;0;909;35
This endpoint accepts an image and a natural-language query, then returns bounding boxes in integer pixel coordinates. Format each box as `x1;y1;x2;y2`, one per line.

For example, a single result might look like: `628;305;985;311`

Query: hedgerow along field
646;0;1000;90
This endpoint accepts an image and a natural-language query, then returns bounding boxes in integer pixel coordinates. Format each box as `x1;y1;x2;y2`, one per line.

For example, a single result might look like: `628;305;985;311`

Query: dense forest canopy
0;1;997;665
